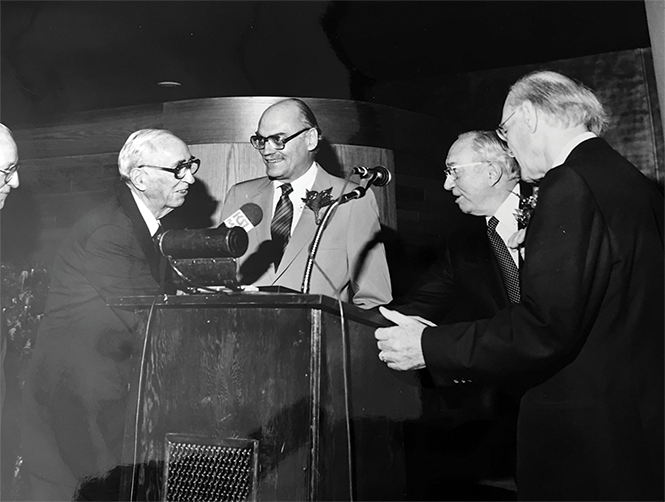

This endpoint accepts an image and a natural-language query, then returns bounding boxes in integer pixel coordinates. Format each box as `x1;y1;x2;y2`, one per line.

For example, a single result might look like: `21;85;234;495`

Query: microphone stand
301;186;367;294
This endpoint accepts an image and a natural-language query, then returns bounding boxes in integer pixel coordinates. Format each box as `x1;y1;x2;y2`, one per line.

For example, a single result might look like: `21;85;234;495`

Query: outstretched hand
374;307;429;371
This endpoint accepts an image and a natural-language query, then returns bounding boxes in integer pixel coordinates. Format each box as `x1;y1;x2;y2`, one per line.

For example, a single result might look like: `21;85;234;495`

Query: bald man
220;98;392;308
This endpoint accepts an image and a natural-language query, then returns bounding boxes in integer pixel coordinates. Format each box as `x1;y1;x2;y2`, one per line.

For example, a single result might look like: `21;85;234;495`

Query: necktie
271;183;294;268
487;216;520;303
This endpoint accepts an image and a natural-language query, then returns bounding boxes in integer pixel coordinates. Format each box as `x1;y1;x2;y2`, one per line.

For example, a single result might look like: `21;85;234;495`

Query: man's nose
8;171;19;188
443;174;455;191
182;169;195;184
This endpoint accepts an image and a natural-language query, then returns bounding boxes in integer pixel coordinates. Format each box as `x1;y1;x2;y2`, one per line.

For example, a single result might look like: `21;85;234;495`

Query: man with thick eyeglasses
388;131;526;499
220;98;392;308
0;124;20;210
22;129;196;501
376;71;663;501
0;123;20;451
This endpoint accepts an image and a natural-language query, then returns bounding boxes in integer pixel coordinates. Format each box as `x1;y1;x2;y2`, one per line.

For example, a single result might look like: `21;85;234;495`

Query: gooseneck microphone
352;165;392;187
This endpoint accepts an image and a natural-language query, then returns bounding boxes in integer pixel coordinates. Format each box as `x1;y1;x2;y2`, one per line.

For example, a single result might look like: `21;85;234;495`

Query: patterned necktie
271;183;294;268
487;216;520;303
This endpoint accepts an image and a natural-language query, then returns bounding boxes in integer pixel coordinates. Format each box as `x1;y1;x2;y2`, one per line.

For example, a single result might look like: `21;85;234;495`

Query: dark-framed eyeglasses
138;157;200;179
496;109;517;142
443;161;487;180
0;162;20;183
250;127;311;150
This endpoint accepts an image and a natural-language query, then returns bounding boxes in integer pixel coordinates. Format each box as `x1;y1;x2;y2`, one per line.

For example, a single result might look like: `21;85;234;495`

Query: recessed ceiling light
157;81;182;88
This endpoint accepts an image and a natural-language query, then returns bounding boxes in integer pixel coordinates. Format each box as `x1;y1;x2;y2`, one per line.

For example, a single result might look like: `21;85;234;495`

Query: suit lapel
273;166;331;282
457;218;510;310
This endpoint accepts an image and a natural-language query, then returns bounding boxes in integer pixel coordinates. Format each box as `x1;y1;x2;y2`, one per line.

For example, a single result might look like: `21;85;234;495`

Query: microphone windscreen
157;226;249;258
240;202;263;226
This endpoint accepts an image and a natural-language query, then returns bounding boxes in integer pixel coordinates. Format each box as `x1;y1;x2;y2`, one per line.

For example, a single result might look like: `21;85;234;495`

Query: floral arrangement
1;262;50;362
303;187;334;225
513;187;539;229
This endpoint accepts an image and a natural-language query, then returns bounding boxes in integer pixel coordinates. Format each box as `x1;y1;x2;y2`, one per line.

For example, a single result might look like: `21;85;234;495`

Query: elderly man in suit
22;129;198;501
220;98;392;308
391;130;524;500
376;71;664;501
0;124;20;426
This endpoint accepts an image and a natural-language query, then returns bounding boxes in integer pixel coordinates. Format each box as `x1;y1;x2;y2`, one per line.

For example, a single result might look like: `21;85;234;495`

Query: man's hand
374;307;428;371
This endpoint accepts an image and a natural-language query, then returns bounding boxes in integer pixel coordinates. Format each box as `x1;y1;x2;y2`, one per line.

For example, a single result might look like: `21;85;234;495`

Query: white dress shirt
272;162;318;235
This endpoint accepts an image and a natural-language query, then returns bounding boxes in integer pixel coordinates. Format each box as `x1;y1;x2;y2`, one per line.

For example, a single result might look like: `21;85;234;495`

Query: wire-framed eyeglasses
0;162;20;183
138;157;200;179
443;161;487;180
496;109;517;142
250;127;311;150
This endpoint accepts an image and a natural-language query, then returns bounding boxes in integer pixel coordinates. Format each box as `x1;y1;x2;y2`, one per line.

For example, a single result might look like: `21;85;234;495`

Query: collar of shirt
487;184;521;267
273;162;318;233
130;187;161;237
551;131;597;168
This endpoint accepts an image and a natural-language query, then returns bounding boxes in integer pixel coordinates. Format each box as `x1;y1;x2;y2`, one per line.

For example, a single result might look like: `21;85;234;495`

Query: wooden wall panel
13;104;163;160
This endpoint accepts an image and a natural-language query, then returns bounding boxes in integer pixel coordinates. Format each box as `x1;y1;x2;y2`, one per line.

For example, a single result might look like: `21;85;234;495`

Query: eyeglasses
443;161;487;180
138;157;200;179
496;109;517;141
0;162;20;183
250;127;311;150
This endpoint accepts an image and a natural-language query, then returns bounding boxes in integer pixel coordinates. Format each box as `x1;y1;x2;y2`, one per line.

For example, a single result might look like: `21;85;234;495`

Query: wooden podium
113;292;421;501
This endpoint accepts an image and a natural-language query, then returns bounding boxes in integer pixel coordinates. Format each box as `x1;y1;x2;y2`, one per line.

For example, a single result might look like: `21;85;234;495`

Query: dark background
0;1;653;127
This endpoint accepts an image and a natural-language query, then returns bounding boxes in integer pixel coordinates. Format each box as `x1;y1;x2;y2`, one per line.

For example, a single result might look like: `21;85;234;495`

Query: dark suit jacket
22;182;165;501
421;138;664;500
390;186;529;496
220;164;392;308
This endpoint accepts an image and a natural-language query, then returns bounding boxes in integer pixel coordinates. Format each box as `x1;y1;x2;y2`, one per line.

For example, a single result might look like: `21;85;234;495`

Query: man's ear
306;128;320;152
487;162;503;186
522;101;539;134
128;168;146;191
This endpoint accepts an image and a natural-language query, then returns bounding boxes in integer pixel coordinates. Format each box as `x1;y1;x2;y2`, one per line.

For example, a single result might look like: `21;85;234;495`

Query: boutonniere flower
508;187;539;258
303;187;334;225
513;187;539;229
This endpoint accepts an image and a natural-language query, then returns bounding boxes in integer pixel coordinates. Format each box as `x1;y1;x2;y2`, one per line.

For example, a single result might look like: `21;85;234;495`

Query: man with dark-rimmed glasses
0;124;20;210
0;123;20;455
22;129;197;501
220;98;392;308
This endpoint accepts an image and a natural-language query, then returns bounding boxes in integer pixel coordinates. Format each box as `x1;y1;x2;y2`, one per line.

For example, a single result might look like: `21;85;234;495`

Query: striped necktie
271;183;293;268
487;216;520;303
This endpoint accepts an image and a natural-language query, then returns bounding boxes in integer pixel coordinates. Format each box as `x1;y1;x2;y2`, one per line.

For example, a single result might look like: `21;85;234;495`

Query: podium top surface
108;291;393;328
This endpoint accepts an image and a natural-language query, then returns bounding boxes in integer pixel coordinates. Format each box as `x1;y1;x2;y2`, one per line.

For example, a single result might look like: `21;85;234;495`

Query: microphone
352;166;392;187
222;202;263;232
156;226;248;258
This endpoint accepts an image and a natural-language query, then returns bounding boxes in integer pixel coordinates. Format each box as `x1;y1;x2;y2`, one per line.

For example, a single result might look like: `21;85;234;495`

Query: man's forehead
146;137;189;163
0;142;18;168
258;105;300;133
447;139;474;163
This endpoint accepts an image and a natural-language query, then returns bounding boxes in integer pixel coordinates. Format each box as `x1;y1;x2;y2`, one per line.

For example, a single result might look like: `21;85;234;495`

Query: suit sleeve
220;185;240;222
389;243;458;324
84;222;160;302
347;188;393;308
422;168;612;385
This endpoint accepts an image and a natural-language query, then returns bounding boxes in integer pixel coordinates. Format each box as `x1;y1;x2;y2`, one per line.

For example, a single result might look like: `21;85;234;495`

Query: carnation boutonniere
513;187;539;229
508;187;539;257
303;187;334;224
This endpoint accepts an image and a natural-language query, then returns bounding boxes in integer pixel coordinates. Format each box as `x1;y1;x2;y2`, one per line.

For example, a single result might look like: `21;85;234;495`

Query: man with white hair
22;129;197;501
376;71;664;500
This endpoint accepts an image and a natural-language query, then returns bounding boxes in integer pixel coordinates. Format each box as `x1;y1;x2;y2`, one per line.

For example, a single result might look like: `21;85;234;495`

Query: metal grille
164;435;258;502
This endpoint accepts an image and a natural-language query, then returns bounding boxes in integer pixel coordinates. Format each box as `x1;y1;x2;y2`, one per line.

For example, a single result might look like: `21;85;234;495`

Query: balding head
0;123;20;210
254;98;321;182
